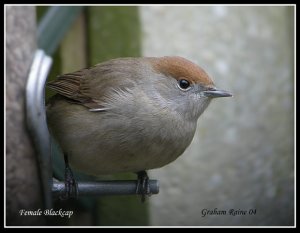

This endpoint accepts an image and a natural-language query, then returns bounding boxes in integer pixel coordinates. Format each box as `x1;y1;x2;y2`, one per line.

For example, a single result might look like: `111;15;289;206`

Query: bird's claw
136;171;151;202
60;155;78;200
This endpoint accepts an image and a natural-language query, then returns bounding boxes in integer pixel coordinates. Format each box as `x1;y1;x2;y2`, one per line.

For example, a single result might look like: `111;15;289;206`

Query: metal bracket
26;49;53;209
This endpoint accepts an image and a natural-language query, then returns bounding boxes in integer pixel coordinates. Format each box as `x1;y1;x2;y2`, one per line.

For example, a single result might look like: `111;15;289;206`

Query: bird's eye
178;79;191;90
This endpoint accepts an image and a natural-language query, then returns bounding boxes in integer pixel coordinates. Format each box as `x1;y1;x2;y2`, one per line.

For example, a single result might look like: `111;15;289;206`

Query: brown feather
46;58;138;110
47;68;101;109
148;56;214;86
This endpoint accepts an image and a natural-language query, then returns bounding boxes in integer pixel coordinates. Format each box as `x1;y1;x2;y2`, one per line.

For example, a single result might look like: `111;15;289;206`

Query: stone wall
6;6;44;225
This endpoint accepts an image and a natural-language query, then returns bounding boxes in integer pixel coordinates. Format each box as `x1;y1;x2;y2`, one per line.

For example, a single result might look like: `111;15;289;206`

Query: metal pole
52;180;159;199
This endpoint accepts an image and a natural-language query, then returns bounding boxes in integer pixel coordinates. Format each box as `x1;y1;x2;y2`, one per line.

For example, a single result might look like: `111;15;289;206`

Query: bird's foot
136;171;151;202
60;154;78;200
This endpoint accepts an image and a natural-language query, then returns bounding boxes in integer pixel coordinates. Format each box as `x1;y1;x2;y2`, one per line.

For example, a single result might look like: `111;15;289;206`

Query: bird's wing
47;61;136;111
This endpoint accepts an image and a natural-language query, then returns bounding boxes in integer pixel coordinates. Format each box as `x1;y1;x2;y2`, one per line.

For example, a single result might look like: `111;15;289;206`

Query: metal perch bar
52;180;159;199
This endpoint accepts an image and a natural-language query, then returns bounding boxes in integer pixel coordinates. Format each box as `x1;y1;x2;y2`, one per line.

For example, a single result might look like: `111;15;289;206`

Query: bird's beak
203;88;233;98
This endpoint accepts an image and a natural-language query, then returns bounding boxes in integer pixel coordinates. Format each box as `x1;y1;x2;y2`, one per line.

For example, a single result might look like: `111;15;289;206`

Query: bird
46;56;232;201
